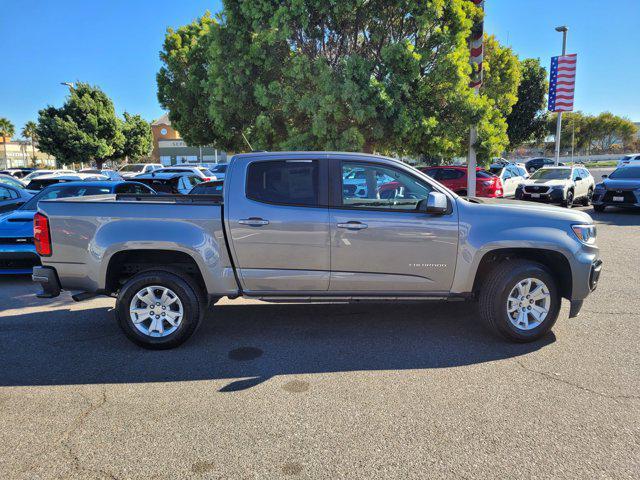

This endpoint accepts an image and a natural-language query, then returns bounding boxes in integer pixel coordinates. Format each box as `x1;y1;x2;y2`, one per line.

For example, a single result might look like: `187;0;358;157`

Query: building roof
151;113;171;126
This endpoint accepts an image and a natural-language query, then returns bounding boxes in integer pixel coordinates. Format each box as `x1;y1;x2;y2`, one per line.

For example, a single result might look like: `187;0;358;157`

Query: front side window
0;186;11;200
247;160;319;207
341;162;433;211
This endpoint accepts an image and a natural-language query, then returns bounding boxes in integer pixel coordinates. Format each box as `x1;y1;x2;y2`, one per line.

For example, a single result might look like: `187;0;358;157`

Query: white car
79;169;123;180
25;173;108;192
516;166;595;208
489;163;529;197
153;166;216;181
22;169;76;182
616;153;640;168
118;163;163;179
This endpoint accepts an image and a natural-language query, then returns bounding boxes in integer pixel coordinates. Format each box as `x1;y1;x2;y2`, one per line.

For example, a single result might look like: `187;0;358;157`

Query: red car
420;166;503;197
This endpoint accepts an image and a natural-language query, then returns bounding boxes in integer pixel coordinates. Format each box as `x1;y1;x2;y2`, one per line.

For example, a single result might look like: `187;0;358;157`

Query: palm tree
0;118;15;169
21;121;38;168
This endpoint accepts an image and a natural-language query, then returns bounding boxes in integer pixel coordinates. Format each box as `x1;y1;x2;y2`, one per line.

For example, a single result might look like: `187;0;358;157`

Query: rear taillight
34;212;52;256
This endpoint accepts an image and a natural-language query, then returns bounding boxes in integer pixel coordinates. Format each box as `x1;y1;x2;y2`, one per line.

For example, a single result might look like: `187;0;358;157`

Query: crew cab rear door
328;158;458;293
225;155;330;293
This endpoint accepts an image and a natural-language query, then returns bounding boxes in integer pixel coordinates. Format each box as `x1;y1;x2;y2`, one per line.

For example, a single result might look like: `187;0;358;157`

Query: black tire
581;188;593;206
115;270;205;349
562;189;574;208
478;260;561;342
593;204;605;212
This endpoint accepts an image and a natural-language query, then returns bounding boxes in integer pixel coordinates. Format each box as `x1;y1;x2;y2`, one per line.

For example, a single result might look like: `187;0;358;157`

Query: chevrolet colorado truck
32;152;602;349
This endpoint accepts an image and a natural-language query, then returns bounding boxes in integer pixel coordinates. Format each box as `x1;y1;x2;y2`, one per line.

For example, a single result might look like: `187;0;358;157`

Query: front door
226;158;330;292
329;160;459;293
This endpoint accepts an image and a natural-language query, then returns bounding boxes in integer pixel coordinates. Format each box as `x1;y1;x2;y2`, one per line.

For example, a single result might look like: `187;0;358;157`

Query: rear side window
246;160;319;207
439;169;464;180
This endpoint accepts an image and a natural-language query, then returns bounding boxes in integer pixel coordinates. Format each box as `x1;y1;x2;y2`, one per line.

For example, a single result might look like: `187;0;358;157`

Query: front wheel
479;260;561;342
562;190;574;208
115;270;205;349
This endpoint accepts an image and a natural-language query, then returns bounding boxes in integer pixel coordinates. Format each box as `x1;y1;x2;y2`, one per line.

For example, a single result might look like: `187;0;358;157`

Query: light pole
554;26;568;166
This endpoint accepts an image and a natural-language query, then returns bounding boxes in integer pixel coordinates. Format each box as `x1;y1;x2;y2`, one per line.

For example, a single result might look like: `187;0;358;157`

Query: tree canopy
547;111;638;154
36;82;151;168
506;58;548;148
0;117;15;140
158;1;516;161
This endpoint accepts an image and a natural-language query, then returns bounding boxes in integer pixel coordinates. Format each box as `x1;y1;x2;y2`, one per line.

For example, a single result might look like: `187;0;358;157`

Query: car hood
602;179;640;190
464;197;593;224
0;210;36;238
519;179;569;187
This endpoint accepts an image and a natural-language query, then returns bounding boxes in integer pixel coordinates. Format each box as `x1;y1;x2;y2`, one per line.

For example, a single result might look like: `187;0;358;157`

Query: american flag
548;54;577;112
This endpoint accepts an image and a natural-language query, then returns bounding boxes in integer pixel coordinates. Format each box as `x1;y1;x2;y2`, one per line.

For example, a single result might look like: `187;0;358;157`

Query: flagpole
466;0;484;197
554;26;568;166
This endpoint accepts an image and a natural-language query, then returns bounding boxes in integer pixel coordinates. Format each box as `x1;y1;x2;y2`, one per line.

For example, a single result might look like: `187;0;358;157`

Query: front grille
524;185;551;194
603;191;637;204
0;237;33;245
0;257;40;269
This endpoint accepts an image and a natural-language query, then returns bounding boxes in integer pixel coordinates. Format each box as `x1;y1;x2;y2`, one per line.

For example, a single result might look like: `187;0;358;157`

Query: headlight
572;224;597;245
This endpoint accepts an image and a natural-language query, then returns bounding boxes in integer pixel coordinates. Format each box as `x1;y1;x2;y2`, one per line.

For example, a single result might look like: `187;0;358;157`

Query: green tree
0;117;15;168
117;113;153;161
506;58;548;148
158;2;510;160
36;82;125;169
477;34;521;160
547;111;638;154
157;12;217;146
21;121;38;167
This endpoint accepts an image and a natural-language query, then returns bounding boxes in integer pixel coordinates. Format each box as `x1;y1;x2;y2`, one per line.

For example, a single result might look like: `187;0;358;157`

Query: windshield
609;167;640;179
211;164;227;173
0;175;24;189
21;184;112;210
119;164;145;173
530;169;571;180
489;166;503;175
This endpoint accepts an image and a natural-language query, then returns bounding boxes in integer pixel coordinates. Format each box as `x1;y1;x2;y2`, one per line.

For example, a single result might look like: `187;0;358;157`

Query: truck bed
37;194;237;295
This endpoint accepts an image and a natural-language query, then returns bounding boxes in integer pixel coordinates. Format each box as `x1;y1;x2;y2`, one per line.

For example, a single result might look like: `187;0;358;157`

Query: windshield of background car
21;185;112;210
609;167;640;179
530;169;571;180
212;164;227;173
489;166;503;175
119;164;144;173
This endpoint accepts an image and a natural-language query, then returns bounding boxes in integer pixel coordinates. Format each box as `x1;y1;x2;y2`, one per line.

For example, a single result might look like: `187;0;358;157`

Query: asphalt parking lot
1;200;639;479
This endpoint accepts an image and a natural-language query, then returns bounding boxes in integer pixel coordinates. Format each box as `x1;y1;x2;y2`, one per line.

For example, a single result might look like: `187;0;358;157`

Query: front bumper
569;258;603;318
0;244;40;275
32;266;61;298
592;190;640;208
516;188;565;203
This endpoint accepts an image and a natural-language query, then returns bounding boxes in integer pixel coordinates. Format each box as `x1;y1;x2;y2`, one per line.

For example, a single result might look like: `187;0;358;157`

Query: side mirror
419;192;448;215
602;174;608;179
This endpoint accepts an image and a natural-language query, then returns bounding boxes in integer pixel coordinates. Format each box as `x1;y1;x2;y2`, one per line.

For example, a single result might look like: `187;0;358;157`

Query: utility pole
554;26;568;166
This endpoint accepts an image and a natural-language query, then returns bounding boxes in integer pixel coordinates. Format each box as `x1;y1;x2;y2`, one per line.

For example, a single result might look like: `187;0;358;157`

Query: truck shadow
0;302;555;390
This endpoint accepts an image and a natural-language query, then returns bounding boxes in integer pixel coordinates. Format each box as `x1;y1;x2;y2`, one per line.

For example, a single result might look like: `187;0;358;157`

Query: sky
1;0;639;137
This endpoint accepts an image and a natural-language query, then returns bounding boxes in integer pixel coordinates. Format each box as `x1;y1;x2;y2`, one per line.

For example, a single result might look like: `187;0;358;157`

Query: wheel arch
471;248;573;300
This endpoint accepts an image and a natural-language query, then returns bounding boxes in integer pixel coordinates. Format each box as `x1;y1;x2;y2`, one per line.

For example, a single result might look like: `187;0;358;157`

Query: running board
248;296;466;303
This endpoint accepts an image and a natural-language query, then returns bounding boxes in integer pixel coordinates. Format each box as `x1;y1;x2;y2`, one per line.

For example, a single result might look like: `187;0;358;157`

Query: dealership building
151;114;228;166
0;137;56;169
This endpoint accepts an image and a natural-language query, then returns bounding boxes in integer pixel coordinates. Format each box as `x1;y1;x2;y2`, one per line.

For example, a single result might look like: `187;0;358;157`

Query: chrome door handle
337;221;368;230
238;218;269;226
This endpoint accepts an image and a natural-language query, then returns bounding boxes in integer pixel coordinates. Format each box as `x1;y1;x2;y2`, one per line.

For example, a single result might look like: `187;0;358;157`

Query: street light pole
554;26;568;166
60;82;75;90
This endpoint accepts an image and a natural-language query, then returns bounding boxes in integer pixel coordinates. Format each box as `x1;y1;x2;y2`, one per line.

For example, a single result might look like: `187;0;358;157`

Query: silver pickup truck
32;152;602;349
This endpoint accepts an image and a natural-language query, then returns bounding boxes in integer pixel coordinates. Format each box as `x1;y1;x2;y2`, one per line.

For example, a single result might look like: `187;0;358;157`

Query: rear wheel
115;270;205;349
581;188;593;206
479;260;561;342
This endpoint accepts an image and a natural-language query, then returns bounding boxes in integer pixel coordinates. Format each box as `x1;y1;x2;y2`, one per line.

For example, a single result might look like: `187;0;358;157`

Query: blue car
0;180;155;274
